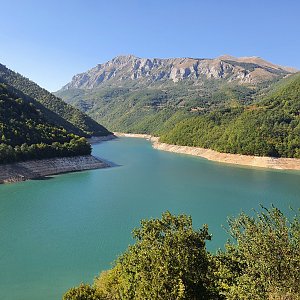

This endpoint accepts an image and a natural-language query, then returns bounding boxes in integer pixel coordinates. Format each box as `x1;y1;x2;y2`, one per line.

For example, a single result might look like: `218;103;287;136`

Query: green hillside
160;73;300;158
0;64;110;137
56;81;260;135
0;83;91;164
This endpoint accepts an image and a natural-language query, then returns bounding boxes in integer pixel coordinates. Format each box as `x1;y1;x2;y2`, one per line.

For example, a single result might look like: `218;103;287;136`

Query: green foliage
214;206;300;300
0;84;91;163
63;206;300;300
94;268;123;300
99;211;213;300
56;79;261;135
161;73;300;158
71;212;216;300
0;64;110;137
63;283;104;300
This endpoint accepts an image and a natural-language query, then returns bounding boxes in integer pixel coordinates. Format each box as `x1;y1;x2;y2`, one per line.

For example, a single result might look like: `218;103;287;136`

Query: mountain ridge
0;63;110;137
60;54;297;91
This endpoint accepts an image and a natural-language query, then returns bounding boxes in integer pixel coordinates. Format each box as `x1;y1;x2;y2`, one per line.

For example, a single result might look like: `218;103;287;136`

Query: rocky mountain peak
111;54;137;63
61;55;298;91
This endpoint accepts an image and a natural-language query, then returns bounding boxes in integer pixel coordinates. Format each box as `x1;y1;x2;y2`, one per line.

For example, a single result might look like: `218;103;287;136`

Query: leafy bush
63;206;300;300
214;206;300;299
94;212;213;299
63;283;103;300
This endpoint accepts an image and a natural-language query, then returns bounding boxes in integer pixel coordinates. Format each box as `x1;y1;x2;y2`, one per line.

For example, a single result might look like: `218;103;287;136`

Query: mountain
0;83;91;164
0;63;110;137
160;72;300;158
56;55;297;134
60;54;296;89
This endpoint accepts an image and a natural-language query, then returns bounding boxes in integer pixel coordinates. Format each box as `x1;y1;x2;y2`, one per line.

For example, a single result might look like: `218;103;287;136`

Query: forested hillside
160;73;300;158
0;84;91;164
0;63;110;137
57;82;267;135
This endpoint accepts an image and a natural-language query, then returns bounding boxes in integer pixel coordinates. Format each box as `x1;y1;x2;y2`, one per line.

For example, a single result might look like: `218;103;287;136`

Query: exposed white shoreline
2;132;299;184
0;155;109;184
0;134;116;184
114;132;153;140
114;132;300;171
87;134;117;144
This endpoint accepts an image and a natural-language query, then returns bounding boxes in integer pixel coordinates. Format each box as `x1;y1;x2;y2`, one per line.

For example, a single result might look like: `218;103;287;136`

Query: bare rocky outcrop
0;155;108;184
60;55;297;90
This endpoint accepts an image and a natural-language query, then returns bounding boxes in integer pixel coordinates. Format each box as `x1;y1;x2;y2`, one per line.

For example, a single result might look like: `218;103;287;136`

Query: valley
56;55;300;160
1;1;299;299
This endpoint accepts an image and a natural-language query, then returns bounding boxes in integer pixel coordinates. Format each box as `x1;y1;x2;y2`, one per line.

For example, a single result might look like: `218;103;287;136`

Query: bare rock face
61;55;297;90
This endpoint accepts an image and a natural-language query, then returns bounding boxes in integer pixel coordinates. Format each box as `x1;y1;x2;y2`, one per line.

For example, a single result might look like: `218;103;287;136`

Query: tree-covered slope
0;63;110;137
0;83;91;164
56;81;261;135
160;73;300;158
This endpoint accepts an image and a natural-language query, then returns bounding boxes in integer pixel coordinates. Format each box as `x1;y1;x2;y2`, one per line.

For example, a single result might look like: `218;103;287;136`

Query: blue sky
0;0;299;91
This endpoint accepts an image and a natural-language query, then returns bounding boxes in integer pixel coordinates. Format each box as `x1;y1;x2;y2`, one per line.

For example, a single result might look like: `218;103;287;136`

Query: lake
0;137;299;300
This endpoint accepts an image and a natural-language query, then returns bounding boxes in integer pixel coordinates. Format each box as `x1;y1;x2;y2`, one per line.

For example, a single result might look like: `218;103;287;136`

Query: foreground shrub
63;206;300;300
214;206;300;299
63;283;103;300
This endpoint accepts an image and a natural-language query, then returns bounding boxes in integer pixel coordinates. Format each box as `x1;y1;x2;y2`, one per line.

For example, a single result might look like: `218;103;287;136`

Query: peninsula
0;64;112;184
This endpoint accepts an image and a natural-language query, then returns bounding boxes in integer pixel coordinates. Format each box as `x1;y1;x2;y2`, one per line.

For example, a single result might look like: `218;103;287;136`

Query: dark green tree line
0;84;91;164
0;63;110;137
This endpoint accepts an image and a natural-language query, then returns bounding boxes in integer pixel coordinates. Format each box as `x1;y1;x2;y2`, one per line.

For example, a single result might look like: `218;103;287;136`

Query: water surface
0;137;299;300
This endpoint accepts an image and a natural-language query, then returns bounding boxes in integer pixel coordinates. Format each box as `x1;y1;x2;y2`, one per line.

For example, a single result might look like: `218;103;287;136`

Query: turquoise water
0;137;299;300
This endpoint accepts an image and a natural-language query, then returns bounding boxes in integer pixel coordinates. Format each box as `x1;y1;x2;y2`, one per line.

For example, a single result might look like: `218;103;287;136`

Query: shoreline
114;132;300;171
87;134;117;144
0;155;109;184
114;132;153;140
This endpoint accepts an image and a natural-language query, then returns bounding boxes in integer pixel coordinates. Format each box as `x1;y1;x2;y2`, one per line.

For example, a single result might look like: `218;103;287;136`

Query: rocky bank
0;155;108;184
152;140;300;171
88;134;117;144
114;133;300;170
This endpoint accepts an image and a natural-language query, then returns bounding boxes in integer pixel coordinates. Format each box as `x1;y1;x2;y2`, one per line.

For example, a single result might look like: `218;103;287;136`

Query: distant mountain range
60;54;297;90
56;55;298;135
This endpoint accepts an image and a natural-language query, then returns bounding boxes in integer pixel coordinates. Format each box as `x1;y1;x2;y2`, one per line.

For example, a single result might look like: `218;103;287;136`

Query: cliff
60;55;297;90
